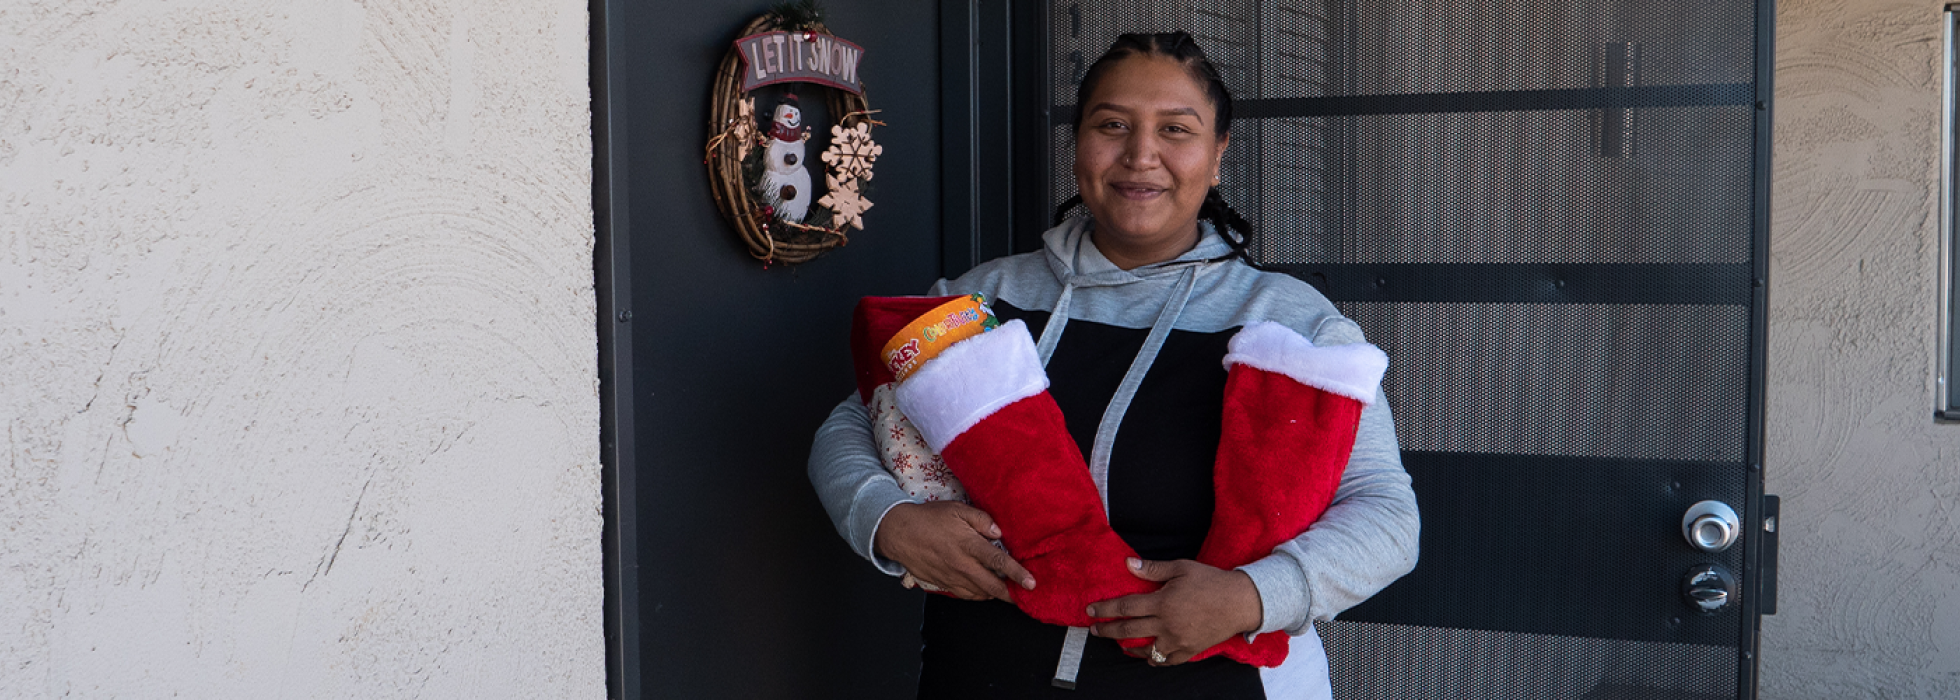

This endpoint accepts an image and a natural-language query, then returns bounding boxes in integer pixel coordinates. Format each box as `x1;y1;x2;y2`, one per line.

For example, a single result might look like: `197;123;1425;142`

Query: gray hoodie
807;218;1419;693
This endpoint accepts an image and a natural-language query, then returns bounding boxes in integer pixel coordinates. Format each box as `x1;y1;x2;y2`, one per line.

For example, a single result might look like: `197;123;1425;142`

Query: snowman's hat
769;94;805;142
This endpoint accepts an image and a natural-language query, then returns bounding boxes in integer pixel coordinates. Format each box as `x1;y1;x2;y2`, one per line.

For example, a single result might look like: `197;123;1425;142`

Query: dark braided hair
1053;32;1262;267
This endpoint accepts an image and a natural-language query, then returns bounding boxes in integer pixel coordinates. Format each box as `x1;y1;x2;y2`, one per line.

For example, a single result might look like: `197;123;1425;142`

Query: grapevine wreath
706;3;882;266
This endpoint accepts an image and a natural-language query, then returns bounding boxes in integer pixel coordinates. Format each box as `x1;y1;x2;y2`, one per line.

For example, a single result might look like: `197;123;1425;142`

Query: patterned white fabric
867;384;967;503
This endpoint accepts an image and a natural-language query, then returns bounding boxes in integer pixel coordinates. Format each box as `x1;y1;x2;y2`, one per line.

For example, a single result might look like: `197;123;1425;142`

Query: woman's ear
1213;132;1231;180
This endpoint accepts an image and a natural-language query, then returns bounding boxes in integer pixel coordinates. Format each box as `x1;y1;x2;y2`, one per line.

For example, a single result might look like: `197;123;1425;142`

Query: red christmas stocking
1187;321;1387;667
852;295;1159;628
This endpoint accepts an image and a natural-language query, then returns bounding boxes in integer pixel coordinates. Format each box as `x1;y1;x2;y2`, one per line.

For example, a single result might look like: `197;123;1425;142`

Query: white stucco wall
0;1;603;697
1766;1;1960;698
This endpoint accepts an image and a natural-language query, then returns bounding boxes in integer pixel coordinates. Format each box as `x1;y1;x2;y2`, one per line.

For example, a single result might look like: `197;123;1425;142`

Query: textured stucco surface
0;1;603;697
1766;0;1960;697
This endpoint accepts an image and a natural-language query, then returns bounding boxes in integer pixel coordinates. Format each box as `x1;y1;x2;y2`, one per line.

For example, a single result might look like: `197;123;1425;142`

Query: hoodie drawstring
1035;281;1074;367
1087;264;1197;512
1050;262;1202;690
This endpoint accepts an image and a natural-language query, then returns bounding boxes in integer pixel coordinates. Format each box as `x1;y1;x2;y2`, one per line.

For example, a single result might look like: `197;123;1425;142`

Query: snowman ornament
758;95;813;223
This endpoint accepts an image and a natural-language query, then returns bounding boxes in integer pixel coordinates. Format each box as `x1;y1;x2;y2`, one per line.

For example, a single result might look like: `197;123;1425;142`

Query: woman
808;32;1418;699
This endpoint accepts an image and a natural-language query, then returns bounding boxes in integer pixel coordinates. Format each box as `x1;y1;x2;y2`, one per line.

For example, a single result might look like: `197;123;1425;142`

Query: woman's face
1073;54;1229;267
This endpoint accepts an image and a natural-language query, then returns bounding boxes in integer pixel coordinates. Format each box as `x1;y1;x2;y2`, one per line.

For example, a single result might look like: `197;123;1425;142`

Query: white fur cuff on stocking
1222;321;1389;405
893;319;1049;452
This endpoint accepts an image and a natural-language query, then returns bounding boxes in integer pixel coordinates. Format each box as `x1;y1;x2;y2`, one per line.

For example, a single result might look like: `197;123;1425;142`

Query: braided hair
1053;32;1262;267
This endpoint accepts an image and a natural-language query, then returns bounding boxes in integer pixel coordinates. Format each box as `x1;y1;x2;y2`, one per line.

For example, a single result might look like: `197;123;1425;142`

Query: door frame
940;0;1055;276
592;0;641;697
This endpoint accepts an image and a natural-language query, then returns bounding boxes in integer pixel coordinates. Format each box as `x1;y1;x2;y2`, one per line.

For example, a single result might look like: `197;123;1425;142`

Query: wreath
706;2;883;266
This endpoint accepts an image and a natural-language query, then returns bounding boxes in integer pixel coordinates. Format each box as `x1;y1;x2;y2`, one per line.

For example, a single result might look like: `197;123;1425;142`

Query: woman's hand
873;501;1036;602
1085;558;1264;666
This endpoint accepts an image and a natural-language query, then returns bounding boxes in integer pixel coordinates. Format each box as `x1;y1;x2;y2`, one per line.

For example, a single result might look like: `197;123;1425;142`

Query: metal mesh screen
1339;302;1749;461
1262;107;1753;265
1042;0;1760;697
1319;621;1737;700
1342;1;1752;96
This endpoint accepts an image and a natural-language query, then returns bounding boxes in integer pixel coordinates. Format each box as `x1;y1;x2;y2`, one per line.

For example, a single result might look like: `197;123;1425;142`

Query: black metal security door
596;0;954;697
1011;1;1779;698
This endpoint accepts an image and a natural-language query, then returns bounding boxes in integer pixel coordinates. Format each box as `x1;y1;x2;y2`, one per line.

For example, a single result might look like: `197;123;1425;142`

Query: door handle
1682;500;1740;552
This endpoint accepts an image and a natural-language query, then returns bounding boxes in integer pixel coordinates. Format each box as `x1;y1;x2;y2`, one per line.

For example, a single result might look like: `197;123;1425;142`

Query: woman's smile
1111;181;1169;200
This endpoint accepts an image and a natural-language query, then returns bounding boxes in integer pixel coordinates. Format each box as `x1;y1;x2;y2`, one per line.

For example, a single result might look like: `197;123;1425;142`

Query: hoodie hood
1041;215;1238;291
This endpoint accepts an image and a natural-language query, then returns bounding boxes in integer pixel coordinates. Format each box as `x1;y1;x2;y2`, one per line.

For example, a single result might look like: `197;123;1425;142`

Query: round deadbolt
1682;564;1737;615
1682;500;1740;552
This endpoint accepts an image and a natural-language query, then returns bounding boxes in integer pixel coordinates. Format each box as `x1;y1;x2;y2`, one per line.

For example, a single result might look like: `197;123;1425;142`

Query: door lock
1682;500;1740;552
1682;564;1737;615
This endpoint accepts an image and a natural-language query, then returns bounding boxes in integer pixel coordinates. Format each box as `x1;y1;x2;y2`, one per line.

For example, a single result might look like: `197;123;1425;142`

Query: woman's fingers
1086;590;1160;620
968;537;1035;590
948;502;1003;540
918;559;996;600
1090;616;1159;641
945;502;1032;593
1111;631;1194;668
1085;559;1264;667
905;542;1006;600
873;502;1030;602
949;552;1013;601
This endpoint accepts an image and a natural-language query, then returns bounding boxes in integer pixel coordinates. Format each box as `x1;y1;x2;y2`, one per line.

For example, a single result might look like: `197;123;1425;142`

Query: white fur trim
1222;321;1388;405
894;319;1049;452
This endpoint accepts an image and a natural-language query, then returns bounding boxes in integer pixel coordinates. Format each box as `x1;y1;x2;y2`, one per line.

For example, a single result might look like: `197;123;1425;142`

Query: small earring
1212;175;1221;185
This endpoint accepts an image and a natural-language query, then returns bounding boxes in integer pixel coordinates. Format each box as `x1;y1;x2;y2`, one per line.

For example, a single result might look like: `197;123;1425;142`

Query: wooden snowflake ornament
819;172;873;230
821;122;882;182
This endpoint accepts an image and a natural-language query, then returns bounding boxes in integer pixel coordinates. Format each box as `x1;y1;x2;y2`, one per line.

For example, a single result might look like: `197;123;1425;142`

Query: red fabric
851;295;1157;629
850;296;1371;668
851;296;961;404
1186;364;1366;667
936;394;1161;627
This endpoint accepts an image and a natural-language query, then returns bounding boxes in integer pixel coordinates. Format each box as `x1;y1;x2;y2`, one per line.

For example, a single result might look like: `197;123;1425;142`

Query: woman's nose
1120;131;1159;169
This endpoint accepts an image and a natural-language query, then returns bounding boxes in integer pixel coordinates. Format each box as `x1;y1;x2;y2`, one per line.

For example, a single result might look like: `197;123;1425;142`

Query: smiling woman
808;31;1418;700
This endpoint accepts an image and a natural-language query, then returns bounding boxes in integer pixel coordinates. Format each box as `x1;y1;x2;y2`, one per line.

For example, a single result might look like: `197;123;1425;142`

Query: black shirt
915;302;1265;699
